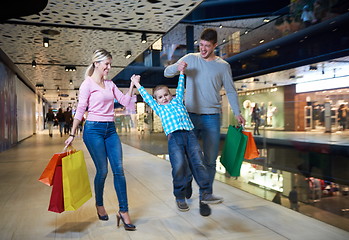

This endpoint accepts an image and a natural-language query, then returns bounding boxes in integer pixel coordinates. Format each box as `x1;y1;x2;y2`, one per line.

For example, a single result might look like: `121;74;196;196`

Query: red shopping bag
48;162;64;213
38;152;69;186
242;131;260;159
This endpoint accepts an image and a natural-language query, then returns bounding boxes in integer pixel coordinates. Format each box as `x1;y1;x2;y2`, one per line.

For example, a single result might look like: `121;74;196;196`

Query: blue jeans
58;122;65;134
167;130;210;201
188;113;221;189
83;121;129;212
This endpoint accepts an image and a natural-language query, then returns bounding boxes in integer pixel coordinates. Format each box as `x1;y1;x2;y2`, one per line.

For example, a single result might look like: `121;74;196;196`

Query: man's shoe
201;194;224;204
185;184;192;199
176;200;189;212
199;201;211;217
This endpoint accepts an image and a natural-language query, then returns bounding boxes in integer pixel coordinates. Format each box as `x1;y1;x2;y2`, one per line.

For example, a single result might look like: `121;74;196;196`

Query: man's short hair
200;28;217;44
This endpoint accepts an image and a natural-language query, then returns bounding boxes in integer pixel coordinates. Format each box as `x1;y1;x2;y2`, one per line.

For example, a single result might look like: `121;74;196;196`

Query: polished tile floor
0;129;348;240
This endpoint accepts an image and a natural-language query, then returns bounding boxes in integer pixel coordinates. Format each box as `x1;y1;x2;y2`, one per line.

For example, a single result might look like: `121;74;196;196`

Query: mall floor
0;129;348;240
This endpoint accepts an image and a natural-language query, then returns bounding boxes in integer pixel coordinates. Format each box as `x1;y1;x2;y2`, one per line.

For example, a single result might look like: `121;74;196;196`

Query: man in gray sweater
164;28;245;202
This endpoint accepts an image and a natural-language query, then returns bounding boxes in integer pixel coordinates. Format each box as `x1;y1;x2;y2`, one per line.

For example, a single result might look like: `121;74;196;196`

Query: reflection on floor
0;129;348;239
118;129;349;232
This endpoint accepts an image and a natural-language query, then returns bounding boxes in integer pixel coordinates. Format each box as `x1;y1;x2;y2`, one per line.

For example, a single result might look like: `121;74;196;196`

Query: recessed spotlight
141;32;147;43
43;37;49;48
32;60;37;68
125;50;132;59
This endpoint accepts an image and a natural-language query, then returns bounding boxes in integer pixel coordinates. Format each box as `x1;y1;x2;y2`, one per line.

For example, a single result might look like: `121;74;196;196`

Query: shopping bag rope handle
63;145;75;154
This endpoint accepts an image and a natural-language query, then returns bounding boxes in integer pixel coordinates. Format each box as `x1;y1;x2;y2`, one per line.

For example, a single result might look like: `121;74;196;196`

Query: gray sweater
164;53;241;115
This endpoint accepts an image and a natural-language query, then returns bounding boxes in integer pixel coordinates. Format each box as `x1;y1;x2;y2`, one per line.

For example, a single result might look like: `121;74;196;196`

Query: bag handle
63;145;75;155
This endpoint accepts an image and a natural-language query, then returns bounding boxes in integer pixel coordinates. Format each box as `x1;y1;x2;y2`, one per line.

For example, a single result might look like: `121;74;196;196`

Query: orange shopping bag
38;152;69;186
242;131;259;159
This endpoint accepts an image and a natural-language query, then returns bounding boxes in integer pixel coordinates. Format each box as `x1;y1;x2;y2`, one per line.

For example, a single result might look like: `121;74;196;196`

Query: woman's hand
64;136;74;149
130;74;140;84
130;74;141;88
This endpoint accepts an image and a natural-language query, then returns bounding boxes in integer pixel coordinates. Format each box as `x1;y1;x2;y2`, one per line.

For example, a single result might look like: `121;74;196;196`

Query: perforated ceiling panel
0;0;203;104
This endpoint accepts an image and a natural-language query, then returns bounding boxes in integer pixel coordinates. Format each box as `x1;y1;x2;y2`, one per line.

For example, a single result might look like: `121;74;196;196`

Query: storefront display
297;88;349;132
216;160;284;192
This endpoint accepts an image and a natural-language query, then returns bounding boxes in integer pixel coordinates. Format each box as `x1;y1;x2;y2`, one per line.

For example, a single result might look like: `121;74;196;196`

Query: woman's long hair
85;49;112;78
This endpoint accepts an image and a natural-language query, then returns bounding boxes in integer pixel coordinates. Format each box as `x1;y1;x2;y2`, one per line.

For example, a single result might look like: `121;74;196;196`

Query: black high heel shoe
97;212;109;221
96;206;109;221
117;212;136;231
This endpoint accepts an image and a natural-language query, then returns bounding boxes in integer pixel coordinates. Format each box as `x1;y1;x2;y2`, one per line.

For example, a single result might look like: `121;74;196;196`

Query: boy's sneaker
199;201;211;217
201;193;224;204
176;200;189;212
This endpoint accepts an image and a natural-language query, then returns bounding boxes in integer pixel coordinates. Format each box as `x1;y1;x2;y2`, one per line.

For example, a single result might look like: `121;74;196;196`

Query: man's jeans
167;130;210;200
188;113;221;189
83;121;129;212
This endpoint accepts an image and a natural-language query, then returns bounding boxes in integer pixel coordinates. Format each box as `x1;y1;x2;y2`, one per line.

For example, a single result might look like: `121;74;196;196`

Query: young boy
131;73;222;217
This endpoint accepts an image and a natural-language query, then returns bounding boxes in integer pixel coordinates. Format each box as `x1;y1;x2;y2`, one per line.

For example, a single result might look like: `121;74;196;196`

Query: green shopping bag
220;125;248;177
62;150;92;211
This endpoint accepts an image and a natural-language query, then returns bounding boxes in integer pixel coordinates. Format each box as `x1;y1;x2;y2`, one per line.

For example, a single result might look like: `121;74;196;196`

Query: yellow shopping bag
62;150;92;211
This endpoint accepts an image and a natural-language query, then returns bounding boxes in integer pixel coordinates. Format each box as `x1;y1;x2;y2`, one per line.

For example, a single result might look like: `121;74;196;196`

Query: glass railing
217;96;349;231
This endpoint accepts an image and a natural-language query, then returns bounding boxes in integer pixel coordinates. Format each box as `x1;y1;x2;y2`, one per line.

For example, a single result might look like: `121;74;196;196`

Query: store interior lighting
296;75;349;93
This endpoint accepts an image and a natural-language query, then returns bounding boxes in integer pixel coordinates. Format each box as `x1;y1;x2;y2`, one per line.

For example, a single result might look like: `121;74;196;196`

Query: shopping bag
220;125;248;177
62;150;92;211
48;164;64;213
38;152;70;186
242;131;260;159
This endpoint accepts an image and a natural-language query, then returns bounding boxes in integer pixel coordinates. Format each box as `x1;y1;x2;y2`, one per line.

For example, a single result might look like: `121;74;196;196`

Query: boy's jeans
83;121;129;212
167;130;210;201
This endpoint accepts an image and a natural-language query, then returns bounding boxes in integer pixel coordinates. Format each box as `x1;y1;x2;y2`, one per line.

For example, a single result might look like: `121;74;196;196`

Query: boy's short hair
200;28;217;44
153;85;170;98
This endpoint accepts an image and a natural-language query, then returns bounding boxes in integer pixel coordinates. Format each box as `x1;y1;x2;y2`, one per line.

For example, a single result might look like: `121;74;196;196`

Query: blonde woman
65;49;136;231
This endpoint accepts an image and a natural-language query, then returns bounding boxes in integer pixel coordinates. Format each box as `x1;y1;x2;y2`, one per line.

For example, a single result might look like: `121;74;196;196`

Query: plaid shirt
138;74;194;135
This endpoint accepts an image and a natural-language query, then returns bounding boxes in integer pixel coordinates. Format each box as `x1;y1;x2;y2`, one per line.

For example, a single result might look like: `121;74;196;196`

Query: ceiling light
222;38;226;43
65;66;76;71
263;18;270;23
253;78;259;82
43;37;49;48
244;30;249;35
32;60;37;68
219;24;223;28
57;86;60;92
69;79;73;85
141;33;147;43
125;50;132;59
259;39;265;44
273;83;277;86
